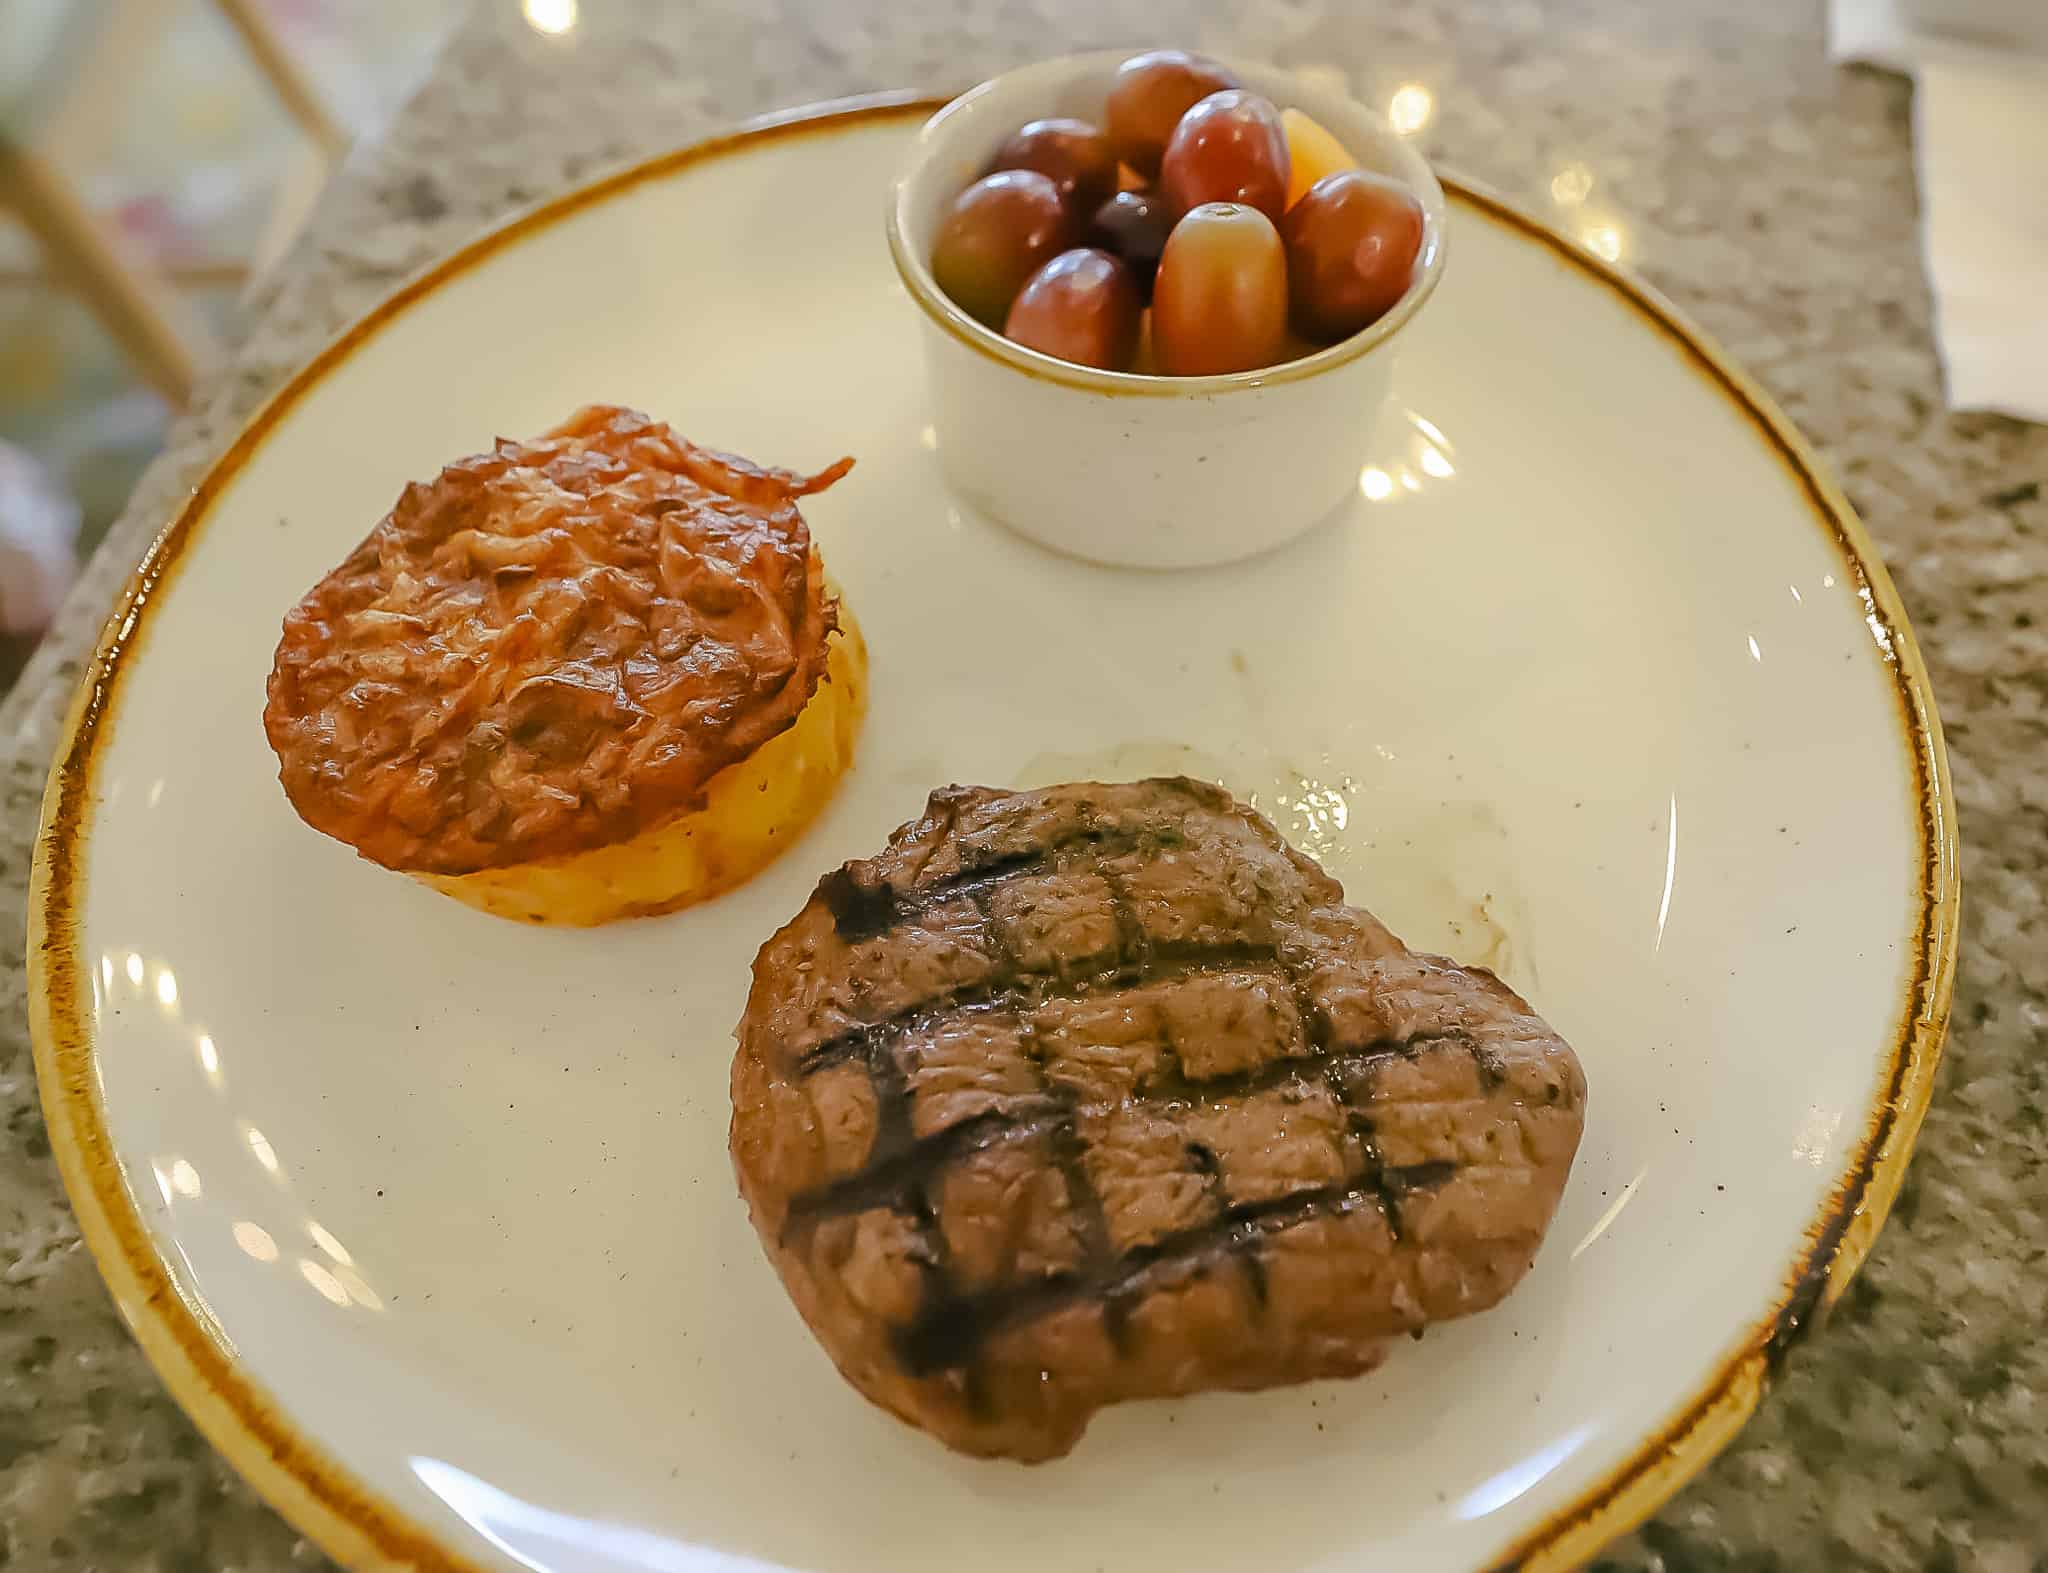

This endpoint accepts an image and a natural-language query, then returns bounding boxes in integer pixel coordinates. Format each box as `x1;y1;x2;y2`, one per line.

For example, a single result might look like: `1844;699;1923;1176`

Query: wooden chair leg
0;139;211;406
212;0;350;160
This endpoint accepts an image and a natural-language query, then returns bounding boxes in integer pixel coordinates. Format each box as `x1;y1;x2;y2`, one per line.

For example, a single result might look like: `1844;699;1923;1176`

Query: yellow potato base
415;612;866;926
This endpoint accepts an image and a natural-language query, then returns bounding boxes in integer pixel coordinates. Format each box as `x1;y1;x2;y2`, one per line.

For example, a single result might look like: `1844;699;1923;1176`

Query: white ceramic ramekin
887;51;1448;570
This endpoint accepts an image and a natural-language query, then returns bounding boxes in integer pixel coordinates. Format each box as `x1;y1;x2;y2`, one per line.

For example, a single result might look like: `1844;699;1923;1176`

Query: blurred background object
0;440;81;692
0;0;461;693
1892;0;2048;52
1831;0;2048;423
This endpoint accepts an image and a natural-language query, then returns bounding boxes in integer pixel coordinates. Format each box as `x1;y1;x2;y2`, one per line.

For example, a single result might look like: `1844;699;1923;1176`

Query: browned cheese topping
264;405;850;872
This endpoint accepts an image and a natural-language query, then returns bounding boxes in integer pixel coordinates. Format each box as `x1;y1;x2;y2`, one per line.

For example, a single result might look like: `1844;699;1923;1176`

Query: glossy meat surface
731;779;1587;1459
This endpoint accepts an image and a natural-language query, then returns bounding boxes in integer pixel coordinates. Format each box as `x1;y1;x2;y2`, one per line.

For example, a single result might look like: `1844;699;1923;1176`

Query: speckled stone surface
0;1;2041;1568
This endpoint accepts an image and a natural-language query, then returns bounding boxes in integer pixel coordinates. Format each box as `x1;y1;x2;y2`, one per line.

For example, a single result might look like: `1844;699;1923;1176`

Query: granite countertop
1;1;2042;1568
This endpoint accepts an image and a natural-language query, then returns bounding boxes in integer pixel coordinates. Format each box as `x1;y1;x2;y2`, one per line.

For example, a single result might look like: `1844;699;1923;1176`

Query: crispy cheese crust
420;614;865;924
263;405;860;920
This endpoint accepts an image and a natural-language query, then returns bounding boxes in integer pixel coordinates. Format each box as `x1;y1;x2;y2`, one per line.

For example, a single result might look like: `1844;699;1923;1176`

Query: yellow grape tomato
1280;107;1358;210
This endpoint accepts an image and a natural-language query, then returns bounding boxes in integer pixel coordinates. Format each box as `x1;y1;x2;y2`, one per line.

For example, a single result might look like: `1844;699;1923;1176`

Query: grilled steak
729;778;1586;1461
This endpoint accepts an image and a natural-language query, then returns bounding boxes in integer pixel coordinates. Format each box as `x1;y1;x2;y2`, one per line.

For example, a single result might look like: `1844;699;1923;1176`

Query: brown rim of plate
25;94;1958;1573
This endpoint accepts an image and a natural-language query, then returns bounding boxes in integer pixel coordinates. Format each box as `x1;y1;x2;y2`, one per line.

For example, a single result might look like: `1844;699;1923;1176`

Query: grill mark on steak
892;1177;1416;1376
784;1026;1486;1361
814;865;897;940
863;1023;919;1170
1322;1058;1405;1241
794;941;1285;1077
1288;970;1333;1053
819;823;1149;940
731;780;1588;1460
1092;840;1154;970
972;882;1126;1347
1356;1130;1409;1241
903;1168;992;1418
786;1035;1475;1227
782;1102;1066;1231
1185;1141;1267;1306
1048;1104;1129;1348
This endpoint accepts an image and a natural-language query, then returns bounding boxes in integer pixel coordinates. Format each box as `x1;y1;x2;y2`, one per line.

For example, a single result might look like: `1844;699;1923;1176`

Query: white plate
30;97;1956;1573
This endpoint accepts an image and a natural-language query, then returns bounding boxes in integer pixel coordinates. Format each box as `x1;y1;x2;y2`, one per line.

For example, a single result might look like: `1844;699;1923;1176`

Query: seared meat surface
730;778;1586;1460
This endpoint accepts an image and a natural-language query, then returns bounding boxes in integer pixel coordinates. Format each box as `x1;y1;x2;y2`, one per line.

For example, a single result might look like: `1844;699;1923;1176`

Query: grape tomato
931;170;1074;326
1085;190;1174;298
1003;248;1143;371
1280;169;1424;340
1280;108;1357;210
1151;202;1288;376
988;118;1117;214
1158;90;1291;223
1104;50;1241;177
927;53;1430;375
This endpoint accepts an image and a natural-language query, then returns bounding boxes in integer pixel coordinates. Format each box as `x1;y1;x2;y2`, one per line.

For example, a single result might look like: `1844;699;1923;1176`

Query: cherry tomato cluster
930;51;1427;376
